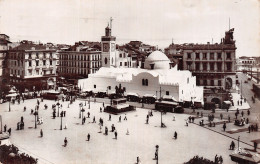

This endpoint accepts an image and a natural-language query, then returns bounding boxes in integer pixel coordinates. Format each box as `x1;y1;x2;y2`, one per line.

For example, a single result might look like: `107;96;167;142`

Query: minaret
101;18;116;67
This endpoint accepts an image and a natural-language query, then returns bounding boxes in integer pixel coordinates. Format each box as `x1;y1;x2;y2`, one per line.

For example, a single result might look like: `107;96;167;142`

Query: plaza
0;96;257;164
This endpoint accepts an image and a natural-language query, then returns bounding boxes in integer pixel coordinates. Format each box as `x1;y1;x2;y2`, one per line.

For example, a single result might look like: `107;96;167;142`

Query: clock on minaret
103;43;109;52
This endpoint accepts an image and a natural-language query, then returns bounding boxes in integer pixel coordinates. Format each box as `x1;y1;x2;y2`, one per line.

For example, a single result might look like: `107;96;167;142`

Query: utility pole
257;69;259;84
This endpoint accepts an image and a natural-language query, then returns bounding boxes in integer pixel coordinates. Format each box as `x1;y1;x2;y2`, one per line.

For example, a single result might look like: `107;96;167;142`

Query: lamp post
34;111;38;129
238;136;240;150
88;96;90;109
60;111;63;130
81;108;85;124
56;101;60;117
79;103;82;118
9;99;11;112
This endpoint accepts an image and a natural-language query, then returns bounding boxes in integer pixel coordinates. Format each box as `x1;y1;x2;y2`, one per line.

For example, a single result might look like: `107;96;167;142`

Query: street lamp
79;103;83;118
60;111;63;130
81;108;85;124
238;136;240;150
34;111;38;129
9;99;11;112
56;101;60;117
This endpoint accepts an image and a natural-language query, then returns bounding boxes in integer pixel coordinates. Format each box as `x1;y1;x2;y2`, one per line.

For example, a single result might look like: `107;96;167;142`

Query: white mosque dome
144;51;171;69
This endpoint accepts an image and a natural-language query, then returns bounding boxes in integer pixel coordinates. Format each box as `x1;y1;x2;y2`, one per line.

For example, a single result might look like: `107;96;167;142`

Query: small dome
144;51;170;70
146;51;170;62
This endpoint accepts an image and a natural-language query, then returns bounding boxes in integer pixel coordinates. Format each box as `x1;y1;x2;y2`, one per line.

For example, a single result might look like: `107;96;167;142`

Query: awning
6;93;19;97
224;101;232;104
143;94;157;98
127;92;139;97
162;95;177;101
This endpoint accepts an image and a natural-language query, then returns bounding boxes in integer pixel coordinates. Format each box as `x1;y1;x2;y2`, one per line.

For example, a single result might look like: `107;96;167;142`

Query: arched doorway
226;77;232;89
211;98;221;105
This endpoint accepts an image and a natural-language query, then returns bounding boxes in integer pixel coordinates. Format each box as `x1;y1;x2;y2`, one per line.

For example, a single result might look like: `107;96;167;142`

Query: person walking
93;116;96;123
119;116;121;122
115;131;117;139
64;137;68;147
223;122;226;132
40;129;43;137
87;133;90;141
8;128;11;136
4;125;7;132
230;141;235;150
241;111;244;117
174;131;177;139
24;106;26;112
109;114;111;121
124;114;127;121
247;109;250;115
87;112;90;118
220;113;223;120
219;155;223;164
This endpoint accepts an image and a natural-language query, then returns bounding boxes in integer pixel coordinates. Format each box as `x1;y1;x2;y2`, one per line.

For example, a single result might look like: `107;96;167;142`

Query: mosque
78;21;204;104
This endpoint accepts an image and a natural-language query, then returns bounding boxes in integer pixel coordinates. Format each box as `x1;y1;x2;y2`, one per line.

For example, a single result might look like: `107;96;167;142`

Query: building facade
165;28;237;104
79;51;204;103
0;34;11;84
7;42;58;90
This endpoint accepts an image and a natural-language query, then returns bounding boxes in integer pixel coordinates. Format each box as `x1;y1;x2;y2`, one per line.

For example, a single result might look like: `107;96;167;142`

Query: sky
0;0;259;57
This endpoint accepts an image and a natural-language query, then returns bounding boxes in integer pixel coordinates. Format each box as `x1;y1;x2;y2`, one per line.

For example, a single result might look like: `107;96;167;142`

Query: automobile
244;80;248;83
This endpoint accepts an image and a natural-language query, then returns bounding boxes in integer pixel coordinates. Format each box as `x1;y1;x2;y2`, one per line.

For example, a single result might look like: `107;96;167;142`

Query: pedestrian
64;111;66;117
40;129;43;137
219;156;223;164
126;128;129;135
186;120;188;126
21;116;24;123
103;102;104;107
87;112;90;118
235;112;238;119
248;125;251;133
115;131;117;139
228;115;231;123
230;141;235;150
24;106;26;112
247;109;250;115
136;156;140;164
4;124;7;132
215;154;218;164
87;133;90;141
93;116;96;123
241;111;244;117
100;107;102;113
237;100;239;106
8;128;11;136
174;131;177;139
173;115;175;121
64;137;68;147
31;109;34;114
220;113;223;120
246;118;249;124
124;114;127;121
105;127;108;135
244;98;246;103
119;116;121;122
240;100;242;106
109;114;111;121
201;112;203;117
223;122;226;131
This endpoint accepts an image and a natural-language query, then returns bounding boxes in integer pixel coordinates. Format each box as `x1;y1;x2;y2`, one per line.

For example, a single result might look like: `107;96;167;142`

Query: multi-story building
165;28;237;104
7;41;58;90
58;48;102;79
236;56;258;72
0;34;11;85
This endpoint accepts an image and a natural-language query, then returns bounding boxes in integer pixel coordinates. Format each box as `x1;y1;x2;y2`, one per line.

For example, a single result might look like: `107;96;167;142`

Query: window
120;62;122;66
36;70;39;75
43;70;46;75
142;79;148;86
210;63;214;71
166;91;169;95
187;53;191;59
218;80;221;86
195;63;200;70
142;79;145;85
50;70;53;74
29;53;32;59
226;52;231;59
108;86;111;90
36;60;39;66
146;79;148;86
119;54;122;58
50;60;52;65
124;62;127;66
36;53;39;58
203;53;207;59
227;63;232;71
217;63;222;71
210;53;214;60
29;61;32;67
203;63;207;71
50;53;52;58
43;53;46;58
187;62;192;70
94;85;96;88
196;79;200;85
217;53;221;59
196;53;200;59
211;80;214;86
203;80;207;85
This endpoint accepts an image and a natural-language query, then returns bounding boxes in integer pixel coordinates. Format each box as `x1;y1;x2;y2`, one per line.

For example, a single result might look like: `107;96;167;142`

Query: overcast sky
0;0;259;57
